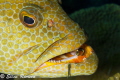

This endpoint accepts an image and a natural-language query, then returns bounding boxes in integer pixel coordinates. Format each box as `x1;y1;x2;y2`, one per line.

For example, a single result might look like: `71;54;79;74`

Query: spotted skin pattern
0;0;98;78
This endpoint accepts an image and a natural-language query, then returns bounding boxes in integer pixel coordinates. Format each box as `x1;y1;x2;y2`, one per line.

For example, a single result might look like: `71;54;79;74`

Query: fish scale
0;0;98;78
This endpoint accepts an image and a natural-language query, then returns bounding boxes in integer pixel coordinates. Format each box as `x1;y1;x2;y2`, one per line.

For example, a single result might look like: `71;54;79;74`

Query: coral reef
108;73;120;80
62;0;120;14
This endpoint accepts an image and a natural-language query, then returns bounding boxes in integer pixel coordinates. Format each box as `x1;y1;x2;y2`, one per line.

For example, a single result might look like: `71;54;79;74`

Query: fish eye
24;16;34;25
19;14;36;28
19;7;43;28
19;12;37;28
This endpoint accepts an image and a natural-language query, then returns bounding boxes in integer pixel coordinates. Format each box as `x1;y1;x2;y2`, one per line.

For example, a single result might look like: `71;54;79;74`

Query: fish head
0;0;98;78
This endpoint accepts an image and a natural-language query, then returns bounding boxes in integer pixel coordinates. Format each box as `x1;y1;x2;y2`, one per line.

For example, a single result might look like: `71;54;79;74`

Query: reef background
61;0;120;14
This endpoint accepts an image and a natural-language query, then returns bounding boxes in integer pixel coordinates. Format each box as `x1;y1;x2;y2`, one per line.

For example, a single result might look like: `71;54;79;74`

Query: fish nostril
47;19;54;27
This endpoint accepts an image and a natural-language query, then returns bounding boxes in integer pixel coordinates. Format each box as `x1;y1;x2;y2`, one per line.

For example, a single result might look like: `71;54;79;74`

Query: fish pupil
24;16;34;24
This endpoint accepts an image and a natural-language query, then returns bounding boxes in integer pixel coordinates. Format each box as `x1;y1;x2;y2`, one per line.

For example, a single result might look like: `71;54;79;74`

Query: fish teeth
56;60;61;63
48;60;62;63
70;51;77;55
48;60;51;62
60;55;68;59
57;60;61;63
49;60;53;62
49;60;56;63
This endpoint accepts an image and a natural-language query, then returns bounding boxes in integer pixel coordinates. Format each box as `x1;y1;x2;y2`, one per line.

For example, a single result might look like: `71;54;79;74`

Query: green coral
108;73;120;80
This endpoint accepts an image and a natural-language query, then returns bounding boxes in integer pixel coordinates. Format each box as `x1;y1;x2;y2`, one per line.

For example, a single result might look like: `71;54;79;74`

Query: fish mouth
35;44;93;71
